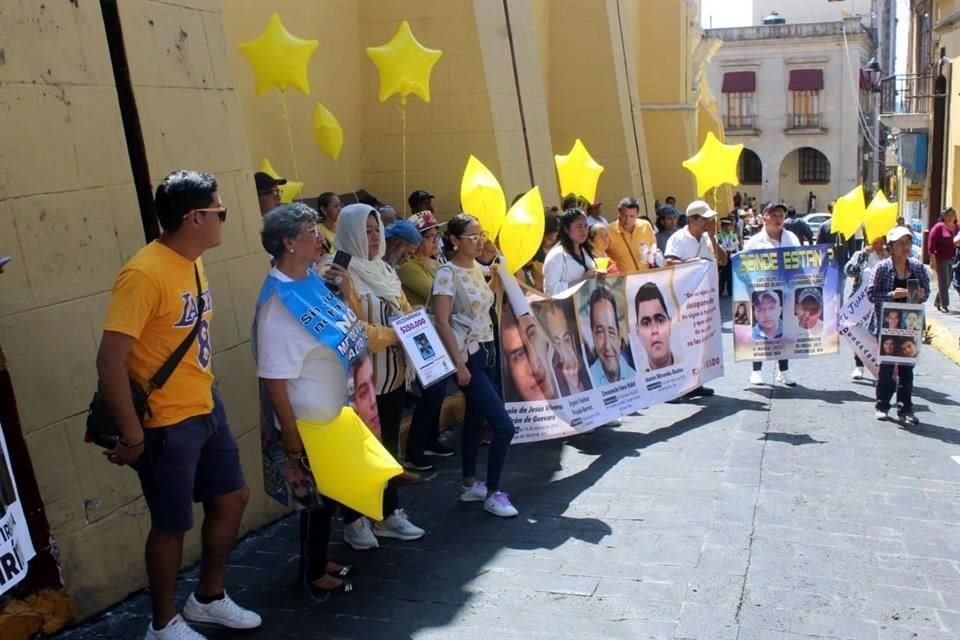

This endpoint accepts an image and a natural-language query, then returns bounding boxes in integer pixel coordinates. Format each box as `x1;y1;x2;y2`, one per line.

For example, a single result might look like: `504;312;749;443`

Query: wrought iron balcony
724;114;756;131
880;74;932;115
786;113;824;131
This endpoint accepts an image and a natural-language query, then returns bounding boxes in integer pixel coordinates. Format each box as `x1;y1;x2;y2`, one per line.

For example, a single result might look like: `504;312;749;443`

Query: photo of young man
632;282;677;371
532;299;593;397
500;304;558;403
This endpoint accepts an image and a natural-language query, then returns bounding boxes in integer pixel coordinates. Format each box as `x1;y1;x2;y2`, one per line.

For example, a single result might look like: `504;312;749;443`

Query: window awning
789;69;824;91
722;71;756;93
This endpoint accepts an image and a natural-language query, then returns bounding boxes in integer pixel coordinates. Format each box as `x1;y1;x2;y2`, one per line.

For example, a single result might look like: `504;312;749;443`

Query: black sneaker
685;386;715;398
424;444;455;457
897;412;919;426
403;456;435;471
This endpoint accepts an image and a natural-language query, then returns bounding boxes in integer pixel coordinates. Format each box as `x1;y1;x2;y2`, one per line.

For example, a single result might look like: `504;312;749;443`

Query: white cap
686;200;717;219
886;226;912;243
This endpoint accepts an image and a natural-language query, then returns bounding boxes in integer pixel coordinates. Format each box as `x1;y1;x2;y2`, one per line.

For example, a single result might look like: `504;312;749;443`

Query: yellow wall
0;0;701;620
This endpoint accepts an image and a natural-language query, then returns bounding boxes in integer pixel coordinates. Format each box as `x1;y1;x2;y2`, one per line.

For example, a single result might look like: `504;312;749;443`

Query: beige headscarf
334;203;404;301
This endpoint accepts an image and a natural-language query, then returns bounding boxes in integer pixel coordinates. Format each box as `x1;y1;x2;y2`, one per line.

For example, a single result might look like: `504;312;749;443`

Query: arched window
797;147;830;184
738;149;762;185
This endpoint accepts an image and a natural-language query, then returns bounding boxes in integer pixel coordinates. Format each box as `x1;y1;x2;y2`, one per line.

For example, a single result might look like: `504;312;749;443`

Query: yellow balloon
297;407;402;522
554;139;604;204
460;155;506;239
237;13;319;96
681;131;743;197
259;158;303;203
499;187;545;274
366;21;443;104
864;191;899;242
832;185;867;240
312;103;344;161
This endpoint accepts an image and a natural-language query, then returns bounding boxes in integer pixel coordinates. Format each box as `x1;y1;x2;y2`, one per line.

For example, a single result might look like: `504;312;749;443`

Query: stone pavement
59;312;960;640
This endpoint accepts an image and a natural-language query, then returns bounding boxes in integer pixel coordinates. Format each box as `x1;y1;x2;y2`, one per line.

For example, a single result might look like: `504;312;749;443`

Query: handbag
85;265;204;449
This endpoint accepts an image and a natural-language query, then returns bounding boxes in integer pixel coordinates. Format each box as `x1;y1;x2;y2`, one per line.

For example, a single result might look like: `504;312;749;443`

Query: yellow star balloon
864;191;899;242
555;139;604;204
461;155;506;239
366;21;443;103
312;103;344;161
298;407;402;521
681;132;743;197
237;12;319;96
259;158;303;203
831;185;867;240
499;187;546;274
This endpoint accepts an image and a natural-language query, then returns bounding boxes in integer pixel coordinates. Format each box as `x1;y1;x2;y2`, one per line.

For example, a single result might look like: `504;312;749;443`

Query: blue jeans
460;343;515;492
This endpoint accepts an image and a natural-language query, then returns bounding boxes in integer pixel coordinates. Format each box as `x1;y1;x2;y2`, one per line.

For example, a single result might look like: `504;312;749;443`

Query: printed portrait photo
349;352;381;437
751;289;784;340
500;303;559;403
412;332;435;360
575;278;636;386
733;301;751;326
901;310;923;332
882;308;902;331
628;281;679;372
531;297;593;397
794;287;824;335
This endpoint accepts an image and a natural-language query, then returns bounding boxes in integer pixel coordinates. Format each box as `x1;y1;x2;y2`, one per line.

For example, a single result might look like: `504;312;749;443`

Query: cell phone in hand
328;250;352;292
907;278;919;303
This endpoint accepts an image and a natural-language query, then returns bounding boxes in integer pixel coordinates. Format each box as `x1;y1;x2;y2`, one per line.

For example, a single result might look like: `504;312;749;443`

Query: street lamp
865;56;883;196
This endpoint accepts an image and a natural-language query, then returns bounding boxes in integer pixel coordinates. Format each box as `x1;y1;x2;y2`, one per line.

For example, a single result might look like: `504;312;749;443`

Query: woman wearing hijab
333;204;426;548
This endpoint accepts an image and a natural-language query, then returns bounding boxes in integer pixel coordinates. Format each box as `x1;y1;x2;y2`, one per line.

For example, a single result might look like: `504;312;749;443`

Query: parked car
803;212;831;228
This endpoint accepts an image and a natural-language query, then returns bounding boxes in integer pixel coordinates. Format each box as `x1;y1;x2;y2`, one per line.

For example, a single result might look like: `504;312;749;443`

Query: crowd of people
92;168;939;639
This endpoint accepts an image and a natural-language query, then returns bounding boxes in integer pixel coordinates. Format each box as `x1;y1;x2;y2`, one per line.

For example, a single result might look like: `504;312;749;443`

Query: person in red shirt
927;206;958;312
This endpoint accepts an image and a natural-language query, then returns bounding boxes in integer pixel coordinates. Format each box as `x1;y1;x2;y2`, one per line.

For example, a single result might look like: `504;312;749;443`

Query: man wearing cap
586;202;607;227
655;205;678;254
408;190;435;215
383;220;422;268
661;200;717;399
751;290;784;340
254;172;286;216
606;197;658;273
664;201;717;264
744;203;801;386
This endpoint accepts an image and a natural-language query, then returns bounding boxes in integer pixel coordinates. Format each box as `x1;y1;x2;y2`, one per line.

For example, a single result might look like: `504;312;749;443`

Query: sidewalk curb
925;317;960;366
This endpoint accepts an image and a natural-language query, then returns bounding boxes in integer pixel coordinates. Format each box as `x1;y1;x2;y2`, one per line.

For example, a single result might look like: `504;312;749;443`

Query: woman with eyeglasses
542;208;598;295
254;203;360;598
333;204;426;549
431;214;519;518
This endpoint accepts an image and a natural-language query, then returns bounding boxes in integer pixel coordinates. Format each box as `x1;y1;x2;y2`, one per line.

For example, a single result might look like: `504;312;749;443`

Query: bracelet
120;439;144;448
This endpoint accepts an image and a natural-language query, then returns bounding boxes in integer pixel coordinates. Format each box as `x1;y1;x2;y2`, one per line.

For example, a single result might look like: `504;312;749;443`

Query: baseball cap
409;210;444;232
797;287;822;306
618;197;640;210
752;290;780;305
255;171;287;192
384;220;422;245
407;189;434;211
886;226;913;243
686;200;717;219
588;201;603;211
763;202;788;215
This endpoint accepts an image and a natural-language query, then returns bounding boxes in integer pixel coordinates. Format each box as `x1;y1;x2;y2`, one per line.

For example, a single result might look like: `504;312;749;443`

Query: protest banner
499;259;723;444
0;422;36;595
391;308;455;388
878;303;923;365
838;278;880;376
732;246;841;361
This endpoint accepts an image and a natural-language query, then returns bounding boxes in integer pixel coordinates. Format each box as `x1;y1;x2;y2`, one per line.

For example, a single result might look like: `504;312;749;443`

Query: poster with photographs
391;308;455;388
732;246;842;361
0;423;36;596
878;303;923;364
499;260;723;444
839;278;880;376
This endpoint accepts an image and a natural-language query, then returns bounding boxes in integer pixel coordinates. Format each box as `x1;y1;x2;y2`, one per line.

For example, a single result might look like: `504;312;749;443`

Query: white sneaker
851;367;864;380
484;491;519;518
459;481;488;503
343;517;379;550
775;371;796;386
749;371;763;385
182;592;261;630
875;409;889;421
374;508;425;540
145;614;208;640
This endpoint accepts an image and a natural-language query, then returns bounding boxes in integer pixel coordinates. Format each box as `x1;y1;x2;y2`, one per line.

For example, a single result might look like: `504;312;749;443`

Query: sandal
326;562;355;578
310;577;355;594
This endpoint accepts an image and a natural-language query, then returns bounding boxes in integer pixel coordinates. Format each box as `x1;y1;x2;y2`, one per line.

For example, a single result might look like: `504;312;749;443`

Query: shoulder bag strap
148;264;204;392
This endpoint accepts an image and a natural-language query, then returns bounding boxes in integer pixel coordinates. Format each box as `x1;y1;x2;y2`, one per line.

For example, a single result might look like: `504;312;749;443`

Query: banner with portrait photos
838;277;880;376
731;246;842;361
0;422;36;596
878;303;923;365
498;260;723;444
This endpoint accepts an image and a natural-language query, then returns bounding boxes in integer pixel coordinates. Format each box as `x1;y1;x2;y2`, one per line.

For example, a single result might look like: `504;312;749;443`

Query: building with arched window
706;9;882;210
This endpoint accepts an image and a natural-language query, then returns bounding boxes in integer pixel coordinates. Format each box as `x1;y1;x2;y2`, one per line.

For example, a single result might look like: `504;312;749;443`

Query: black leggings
299;501;337;582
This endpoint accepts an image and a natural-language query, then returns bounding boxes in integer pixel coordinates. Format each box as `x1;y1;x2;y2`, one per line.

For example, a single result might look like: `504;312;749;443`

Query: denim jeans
753;360;788;372
876;363;914;413
460;343;515;492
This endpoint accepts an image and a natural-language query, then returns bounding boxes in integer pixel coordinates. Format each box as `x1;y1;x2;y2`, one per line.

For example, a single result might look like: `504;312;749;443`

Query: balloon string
279;93;300;180
336;160;359;205
400;97;407;213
